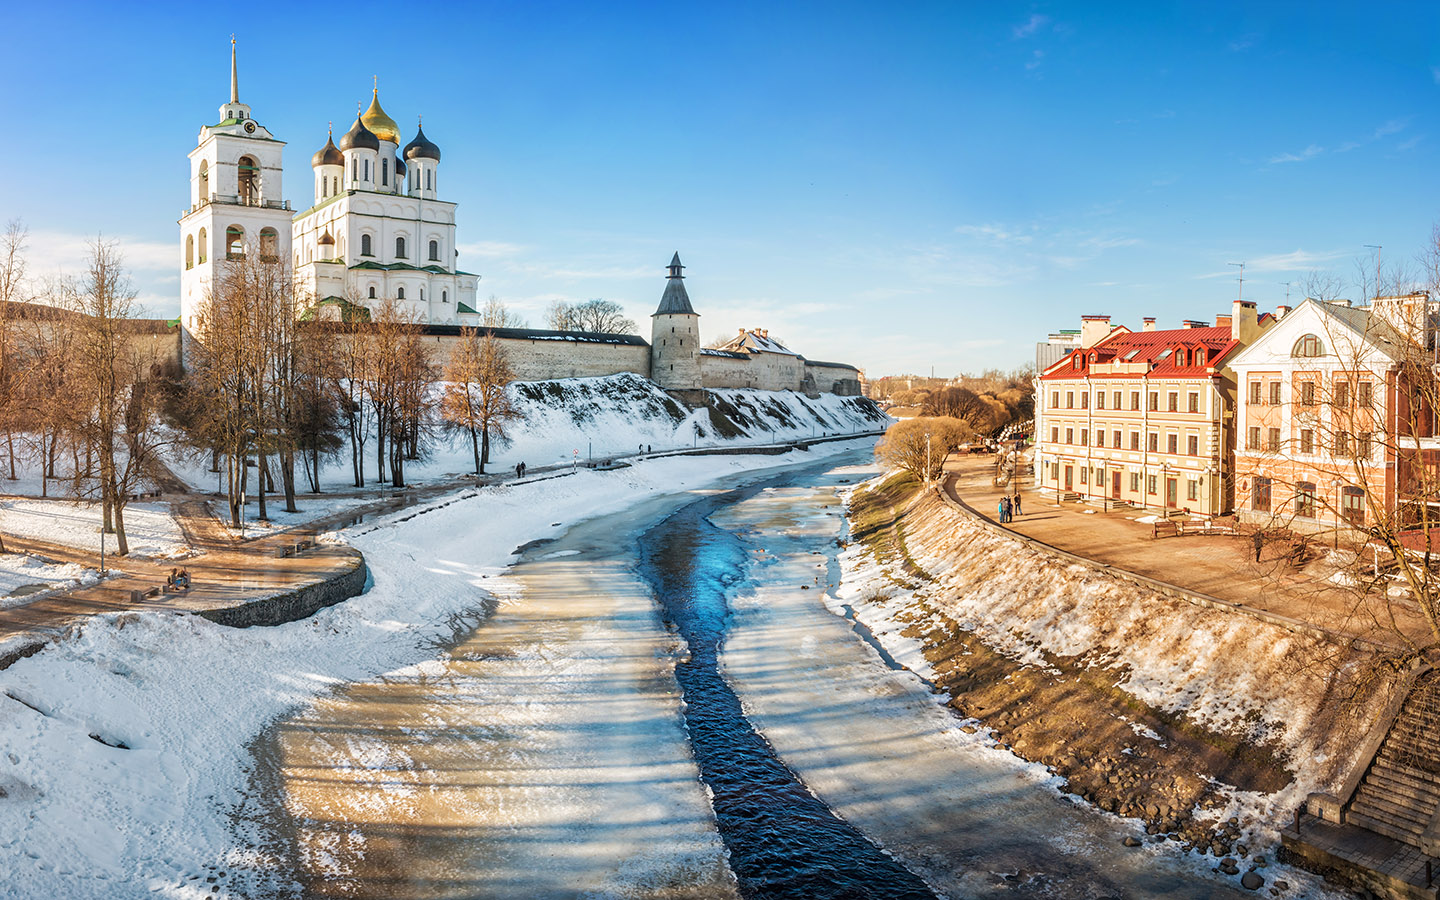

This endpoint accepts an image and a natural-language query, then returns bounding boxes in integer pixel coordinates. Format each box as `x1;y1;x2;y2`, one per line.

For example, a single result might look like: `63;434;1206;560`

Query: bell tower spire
230;35;239;104
218;36;252;123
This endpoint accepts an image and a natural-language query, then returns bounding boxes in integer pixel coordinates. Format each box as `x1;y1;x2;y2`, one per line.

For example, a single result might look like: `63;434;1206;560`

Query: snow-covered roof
713;329;798;357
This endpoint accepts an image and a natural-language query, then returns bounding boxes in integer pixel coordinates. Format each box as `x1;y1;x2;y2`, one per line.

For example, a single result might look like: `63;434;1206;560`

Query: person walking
1252;529;1264;563
1012;493;1022;517
998;496;1009;523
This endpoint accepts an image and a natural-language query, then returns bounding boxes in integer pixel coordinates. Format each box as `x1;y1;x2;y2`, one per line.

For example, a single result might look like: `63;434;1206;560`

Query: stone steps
1366;766;1440;806
1347;806;1427;846
1349;794;1431;837
1343;675;1440;850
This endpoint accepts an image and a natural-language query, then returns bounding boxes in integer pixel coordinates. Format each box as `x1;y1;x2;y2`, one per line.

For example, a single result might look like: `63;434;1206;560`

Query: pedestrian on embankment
1252;529;1264;563
998;496;1010;523
1012;493;1022;517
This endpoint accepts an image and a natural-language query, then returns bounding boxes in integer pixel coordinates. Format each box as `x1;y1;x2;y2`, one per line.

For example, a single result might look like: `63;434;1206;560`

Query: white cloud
1195;248;1347;279
23;230;175;277
955;222;1036;245
1012;14;1050;38
455;240;526;259
1025;49;1045;71
1432;66;1440;84
1227;33;1259;52
1373;117;1409;139
1268;144;1324;164
1396;134;1423;152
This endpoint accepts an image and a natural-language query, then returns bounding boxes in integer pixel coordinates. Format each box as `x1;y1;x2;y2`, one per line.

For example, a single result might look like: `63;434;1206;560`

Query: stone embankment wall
198;549;368;629
895;483;1398;818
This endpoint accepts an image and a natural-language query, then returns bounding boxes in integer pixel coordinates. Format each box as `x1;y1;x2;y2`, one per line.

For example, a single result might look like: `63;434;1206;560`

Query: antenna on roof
1227;261;1245;301
1280;281;1291;304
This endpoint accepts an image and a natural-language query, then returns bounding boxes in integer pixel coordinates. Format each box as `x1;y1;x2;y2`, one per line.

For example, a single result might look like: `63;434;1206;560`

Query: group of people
997;493;1022;523
514;462;528;478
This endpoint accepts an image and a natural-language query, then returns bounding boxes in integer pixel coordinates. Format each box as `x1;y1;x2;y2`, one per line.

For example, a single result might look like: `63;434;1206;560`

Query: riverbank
0;442;872;899
837;470;1383;897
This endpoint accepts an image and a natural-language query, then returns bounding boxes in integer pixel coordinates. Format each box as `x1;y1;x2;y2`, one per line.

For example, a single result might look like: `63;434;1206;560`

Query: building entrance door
1112;470;1122;499
1064;466;1073;491
1166;478;1178;509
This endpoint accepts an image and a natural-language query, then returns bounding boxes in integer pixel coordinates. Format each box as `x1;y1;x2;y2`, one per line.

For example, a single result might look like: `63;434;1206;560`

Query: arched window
198;160;210;203
198;227;207;263
419;288;424;301
352;158;358;182
425;168;431;191
397;287;406;299
428;240;439;261
1292;334;1325;358
368;286;376;299
381;157;389;186
185;235;194;270
395;236;406;259
360;234;372;256
363;159;370;181
442;290;447;303
259;227;278;261
226;225;245;259
237;156;260;204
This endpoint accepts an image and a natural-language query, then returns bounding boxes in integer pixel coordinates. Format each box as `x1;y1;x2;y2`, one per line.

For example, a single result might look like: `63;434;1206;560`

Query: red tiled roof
1041;325;1240;380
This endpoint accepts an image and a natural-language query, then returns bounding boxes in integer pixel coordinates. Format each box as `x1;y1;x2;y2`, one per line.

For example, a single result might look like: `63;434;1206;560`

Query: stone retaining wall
198;549;369;629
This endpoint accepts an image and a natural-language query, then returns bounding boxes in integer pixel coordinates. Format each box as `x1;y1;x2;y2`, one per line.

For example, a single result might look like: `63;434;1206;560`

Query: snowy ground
0;555;100;609
0;441;871;899
0;498;187;558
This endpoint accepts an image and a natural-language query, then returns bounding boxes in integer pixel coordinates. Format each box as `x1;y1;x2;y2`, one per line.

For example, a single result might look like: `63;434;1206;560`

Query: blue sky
2;1;1439;376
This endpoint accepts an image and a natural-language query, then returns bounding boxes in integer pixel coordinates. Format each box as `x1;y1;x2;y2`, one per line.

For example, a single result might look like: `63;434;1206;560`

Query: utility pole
1228;261;1245;301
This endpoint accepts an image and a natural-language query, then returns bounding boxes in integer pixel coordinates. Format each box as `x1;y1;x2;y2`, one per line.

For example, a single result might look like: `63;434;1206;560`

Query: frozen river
251;451;1247;898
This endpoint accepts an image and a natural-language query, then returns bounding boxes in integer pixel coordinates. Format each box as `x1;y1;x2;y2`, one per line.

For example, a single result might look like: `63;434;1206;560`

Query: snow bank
0;440;872;898
837;479;1384;853
0;555;99;608
0;499;186;558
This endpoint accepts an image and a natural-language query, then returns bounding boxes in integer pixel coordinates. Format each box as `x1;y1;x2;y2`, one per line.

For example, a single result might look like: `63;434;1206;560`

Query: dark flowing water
638;479;937;900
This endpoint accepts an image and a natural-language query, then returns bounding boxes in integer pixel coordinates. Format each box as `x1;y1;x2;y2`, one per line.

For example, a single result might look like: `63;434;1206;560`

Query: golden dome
361;89;401;144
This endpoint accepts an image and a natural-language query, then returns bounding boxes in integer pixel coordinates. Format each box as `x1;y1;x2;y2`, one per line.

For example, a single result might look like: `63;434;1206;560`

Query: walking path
0;432;883;660
941;453;1428;647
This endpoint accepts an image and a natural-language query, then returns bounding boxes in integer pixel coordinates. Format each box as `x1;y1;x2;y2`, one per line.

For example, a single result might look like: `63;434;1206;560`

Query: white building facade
180;43;479;329
178;39;293;332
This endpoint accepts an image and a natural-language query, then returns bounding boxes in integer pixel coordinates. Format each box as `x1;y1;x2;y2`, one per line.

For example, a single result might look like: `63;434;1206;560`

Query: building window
1113;391;1121;409
1247;427;1259;450
1081;393;1089;409
1338;431;1351;456
1266;427;1280;452
198;159;210;201
1112;430;1121;448
442;290;447;303
1147;475;1157;495
1096;391;1105;410
426;168;432;190
397;287;406;299
1096;430;1105;448
1187;480;1198;501
1300;381;1316;406
429;240;440;261
1051;427;1059;443
1051;391;1059;408
198;227;207;263
1080;467;1088;485
1168;392;1178;412
1131;392;1140;411
1187;435;1199;456
1300;429;1314;454
1080;429;1088;446
353;158;358;182
1335;381;1350;408
1342;487;1365;527
1269;382;1281;405
185;235;194;270
1148;433;1158;453
1295;482;1317;517
1253;476;1272;512
1359;382;1373;408
1051;462;1059;480
225;225;244;259
1130;432;1140;451
1130;472;1140;492
368;286;376;299
1358;432;1372;460
259;227;278;261
237;155;260;204
382;157;388;186
364;159;370;181
1249;381;1261;404
1292;334;1325;358
1148;392;1158;411
361;234;373;256
1167;434;1178;454
1066;428;1073;444
396;236;407;259
1188;393;1199;413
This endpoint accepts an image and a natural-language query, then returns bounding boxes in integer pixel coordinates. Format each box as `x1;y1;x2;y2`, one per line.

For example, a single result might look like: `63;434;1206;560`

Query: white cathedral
178;41;480;331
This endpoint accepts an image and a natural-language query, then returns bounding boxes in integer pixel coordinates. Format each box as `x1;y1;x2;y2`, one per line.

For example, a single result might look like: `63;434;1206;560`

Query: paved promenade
942;453;1429;646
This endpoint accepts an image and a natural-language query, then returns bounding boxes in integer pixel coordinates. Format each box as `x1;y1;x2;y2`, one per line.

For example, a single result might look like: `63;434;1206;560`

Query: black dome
339;116;379;152
394;154;407;176
403;125;441;162
311;134;343;168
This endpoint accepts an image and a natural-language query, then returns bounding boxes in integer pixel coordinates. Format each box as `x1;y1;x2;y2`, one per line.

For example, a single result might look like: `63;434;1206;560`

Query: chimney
1142;317;1156;332
1231;299;1259;344
1182;319;1208;329
1275;304;1291;319
1080;314;1112;348
1215;314;1232;330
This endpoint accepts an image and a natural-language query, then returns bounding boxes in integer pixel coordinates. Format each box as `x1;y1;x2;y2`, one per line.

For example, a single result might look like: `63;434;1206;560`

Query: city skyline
3;1;1440;375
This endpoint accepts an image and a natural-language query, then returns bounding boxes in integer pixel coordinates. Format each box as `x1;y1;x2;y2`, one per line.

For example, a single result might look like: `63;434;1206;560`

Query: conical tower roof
653;252;697;316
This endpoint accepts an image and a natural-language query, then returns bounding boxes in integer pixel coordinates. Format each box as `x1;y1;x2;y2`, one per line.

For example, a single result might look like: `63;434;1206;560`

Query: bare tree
365;298;436;488
0;221;29;479
480;295;528;329
440;327;520;474
545;298;636;334
875;416;973;481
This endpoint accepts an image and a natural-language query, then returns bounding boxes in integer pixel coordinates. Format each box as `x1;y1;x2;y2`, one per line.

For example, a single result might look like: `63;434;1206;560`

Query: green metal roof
457;301;478;315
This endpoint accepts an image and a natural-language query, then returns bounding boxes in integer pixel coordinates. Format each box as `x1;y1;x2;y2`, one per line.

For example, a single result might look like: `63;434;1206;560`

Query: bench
1152;520;1181;539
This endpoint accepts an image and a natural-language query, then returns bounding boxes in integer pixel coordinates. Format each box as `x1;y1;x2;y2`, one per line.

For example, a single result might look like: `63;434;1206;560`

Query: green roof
349;261;451;274
457;301;478;315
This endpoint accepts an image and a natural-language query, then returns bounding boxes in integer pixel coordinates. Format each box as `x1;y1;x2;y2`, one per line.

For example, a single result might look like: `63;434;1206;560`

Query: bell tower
178;37;292;335
650;252;704;399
